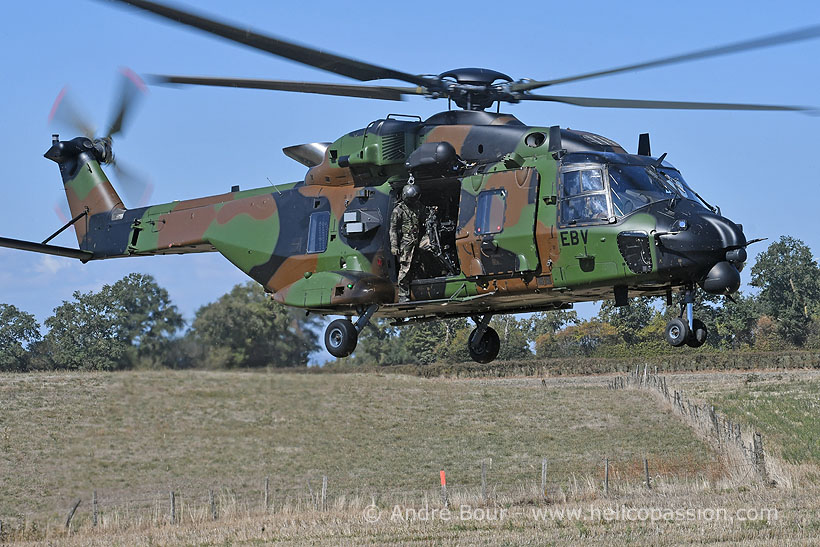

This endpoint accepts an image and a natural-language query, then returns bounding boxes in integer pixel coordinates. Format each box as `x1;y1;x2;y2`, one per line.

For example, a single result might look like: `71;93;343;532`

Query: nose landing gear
664;285;708;348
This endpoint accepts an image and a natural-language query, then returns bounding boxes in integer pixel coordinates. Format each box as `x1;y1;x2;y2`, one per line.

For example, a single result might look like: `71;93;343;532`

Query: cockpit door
455;168;540;277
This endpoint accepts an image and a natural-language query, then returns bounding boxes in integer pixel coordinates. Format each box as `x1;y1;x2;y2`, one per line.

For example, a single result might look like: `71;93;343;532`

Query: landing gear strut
324;305;378;358
664;285;708;348
468;314;500;363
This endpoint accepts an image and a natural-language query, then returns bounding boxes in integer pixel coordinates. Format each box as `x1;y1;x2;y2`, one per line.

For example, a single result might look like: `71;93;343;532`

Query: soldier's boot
398;283;411;303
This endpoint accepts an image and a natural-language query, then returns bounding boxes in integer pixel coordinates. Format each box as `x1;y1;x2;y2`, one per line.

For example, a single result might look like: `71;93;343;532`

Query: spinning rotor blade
103;0;431;87
48;86;96;138
111;158;154;207
150;75;424;101
520;94;813;112
513;23;820;92
105;67;148;138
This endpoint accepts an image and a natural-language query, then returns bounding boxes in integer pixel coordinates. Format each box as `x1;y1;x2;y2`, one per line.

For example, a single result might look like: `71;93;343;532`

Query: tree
536;319;619;358
491;315;532;361
711;292;759;349
597;297;656;344
398;319;467;364
751;236;820;345
37;273;183;370
191;281;319;368
107;273;184;365
40;289;130;370
0;304;41;371
346;319;409;366
527;310;579;338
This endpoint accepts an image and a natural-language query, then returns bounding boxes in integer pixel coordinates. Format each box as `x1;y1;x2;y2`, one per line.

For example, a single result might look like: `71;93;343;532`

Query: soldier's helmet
402;183;420;201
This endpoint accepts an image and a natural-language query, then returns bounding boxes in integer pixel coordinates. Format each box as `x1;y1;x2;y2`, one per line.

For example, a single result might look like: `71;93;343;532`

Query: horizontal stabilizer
0;236;93;262
283;142;330;167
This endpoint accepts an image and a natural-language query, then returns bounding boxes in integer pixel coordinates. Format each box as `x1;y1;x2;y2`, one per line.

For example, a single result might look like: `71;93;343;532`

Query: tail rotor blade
48;86;96;138
53;198;71;225
105;67;148;139
112;158;154;207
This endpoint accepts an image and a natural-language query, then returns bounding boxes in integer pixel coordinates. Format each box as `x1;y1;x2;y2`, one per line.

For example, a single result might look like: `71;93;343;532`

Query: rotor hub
438;68;513;110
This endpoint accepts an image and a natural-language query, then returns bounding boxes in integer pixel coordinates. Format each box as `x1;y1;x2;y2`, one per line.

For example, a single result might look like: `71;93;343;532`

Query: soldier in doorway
389;183;425;302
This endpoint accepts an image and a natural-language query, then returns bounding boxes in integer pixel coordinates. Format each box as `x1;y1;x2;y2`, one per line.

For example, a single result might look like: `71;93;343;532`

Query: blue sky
1;0;819;357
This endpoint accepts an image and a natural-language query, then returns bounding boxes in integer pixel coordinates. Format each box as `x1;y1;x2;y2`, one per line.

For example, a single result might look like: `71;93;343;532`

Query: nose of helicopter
698;212;746;294
652;202;747;295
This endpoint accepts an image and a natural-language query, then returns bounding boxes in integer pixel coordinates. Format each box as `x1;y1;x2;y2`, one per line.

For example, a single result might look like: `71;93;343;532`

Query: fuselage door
456;168;540;277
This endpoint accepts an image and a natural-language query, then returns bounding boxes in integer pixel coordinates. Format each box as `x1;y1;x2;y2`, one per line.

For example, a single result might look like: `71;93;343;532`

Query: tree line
0;275;318;371
1;236;819;371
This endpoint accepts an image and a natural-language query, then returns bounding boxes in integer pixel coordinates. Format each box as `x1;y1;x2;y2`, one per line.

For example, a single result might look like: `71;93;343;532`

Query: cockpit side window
559;168;610;226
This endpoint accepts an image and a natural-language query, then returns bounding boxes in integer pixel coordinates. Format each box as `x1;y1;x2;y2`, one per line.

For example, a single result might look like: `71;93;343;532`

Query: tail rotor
48;68;154;210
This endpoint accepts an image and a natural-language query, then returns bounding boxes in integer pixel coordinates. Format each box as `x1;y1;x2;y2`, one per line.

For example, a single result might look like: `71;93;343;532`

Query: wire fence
608;365;776;486
1;449;769;541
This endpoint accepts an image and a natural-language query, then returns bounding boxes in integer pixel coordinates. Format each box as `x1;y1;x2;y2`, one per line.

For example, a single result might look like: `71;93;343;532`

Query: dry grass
9;484;818;545
1;369;818;544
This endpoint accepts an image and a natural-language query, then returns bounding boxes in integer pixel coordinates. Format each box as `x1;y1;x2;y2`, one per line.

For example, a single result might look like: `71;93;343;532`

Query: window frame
557;164;614;228
306;210;331;254
475;188;507;236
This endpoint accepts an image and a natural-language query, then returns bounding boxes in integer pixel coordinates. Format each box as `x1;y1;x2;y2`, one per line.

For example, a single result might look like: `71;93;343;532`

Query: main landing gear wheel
686;318;708;348
468;326;500;364
325;318;358;358
665;318;690;347
324;305;378;359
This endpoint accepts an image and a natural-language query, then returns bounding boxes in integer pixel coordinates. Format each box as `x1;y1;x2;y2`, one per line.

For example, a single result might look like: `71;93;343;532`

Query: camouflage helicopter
2;0;817;363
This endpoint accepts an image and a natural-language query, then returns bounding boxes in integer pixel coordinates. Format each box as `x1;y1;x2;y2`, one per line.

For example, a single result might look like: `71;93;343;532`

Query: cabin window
306;211;330;254
475;189;506;235
559;168;610;226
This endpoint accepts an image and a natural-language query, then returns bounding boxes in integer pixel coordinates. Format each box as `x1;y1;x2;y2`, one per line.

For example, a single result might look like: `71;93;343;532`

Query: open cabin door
456;168;540;277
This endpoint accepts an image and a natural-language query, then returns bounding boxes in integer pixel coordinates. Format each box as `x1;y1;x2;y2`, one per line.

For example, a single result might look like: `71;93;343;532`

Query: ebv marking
560;229;588;246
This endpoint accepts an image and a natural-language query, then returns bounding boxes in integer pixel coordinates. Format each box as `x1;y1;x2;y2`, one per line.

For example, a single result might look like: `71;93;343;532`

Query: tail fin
44;135;125;248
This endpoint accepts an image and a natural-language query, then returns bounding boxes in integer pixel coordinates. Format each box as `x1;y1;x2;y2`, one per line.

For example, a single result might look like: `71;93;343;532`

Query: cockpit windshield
558;157;708;226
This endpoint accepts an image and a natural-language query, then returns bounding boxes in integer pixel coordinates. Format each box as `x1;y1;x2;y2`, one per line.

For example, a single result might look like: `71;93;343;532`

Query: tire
325;318;358;358
686;319;708;348
468;326;501;364
665;318;690;348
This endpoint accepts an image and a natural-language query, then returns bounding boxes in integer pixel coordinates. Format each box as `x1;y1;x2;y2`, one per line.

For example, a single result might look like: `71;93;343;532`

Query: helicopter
1;0;817;363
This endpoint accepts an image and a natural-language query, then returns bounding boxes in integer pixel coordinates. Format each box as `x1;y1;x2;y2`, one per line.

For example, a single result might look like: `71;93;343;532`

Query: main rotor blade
102;0;432;87
150;75;424;101
105;67;148;138
520;94;814;112
512;23;820;92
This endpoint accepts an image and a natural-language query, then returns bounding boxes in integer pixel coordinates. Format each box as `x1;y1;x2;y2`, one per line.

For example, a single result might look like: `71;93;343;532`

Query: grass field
1;369;818;544
666;369;820;486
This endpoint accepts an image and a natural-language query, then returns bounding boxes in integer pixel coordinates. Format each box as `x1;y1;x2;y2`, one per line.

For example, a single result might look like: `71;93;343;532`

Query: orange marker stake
440;470;448;507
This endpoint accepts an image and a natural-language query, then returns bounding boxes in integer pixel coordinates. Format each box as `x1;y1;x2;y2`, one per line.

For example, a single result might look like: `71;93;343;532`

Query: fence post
92;490;98;527
481;460;487;502
210;489;217;520
753;433;768;480
644;459;651;489
264;477;270;510
65;499;82;531
169;491;176;524
321;475;328;511
541;458;547;499
604;458;610;496
306;480;315;509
